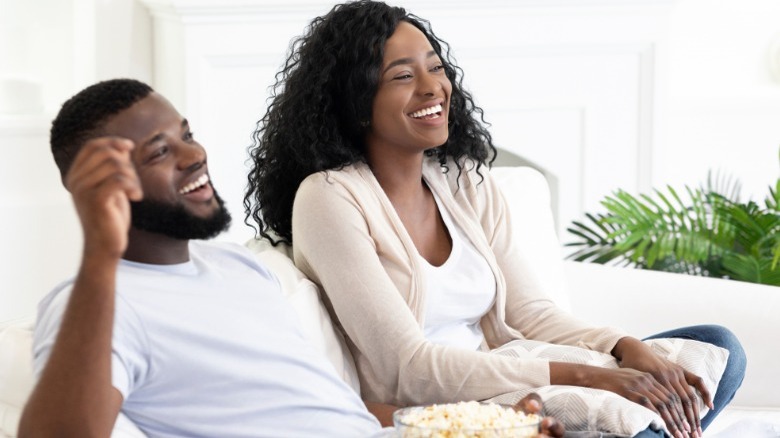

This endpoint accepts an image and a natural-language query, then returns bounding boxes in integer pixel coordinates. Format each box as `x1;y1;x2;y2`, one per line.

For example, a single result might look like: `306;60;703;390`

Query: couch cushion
488;337;729;436
0;320;34;438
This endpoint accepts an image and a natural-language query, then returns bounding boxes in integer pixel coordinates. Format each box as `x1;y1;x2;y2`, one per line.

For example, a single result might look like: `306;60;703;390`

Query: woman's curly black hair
244;0;496;244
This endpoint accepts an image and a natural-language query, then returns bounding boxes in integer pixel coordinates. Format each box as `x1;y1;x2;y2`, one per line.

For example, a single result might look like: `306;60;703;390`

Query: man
18;79;561;437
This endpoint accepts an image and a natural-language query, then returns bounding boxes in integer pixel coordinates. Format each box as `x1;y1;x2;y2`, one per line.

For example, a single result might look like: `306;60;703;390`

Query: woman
245;2;745;437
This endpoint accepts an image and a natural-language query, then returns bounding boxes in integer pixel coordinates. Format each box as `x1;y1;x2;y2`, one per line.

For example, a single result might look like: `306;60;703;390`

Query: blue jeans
640;324;747;433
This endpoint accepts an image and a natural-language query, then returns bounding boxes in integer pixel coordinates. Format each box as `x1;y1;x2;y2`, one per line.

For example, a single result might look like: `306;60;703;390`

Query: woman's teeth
410;104;443;119
179;174;209;194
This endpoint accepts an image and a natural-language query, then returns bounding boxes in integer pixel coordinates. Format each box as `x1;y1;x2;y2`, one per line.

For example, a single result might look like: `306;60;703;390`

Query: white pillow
490;167;572;312
487;338;729;436
246;238;361;393
0;322;34;438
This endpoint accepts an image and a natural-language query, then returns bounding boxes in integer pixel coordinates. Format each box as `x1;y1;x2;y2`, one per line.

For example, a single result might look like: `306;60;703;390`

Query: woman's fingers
642;376;689;437
632;389;685;438
685;370;712;409
666;372;699;436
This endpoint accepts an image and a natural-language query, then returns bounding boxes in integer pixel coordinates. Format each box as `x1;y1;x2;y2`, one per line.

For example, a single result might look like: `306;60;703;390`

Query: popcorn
394;401;540;437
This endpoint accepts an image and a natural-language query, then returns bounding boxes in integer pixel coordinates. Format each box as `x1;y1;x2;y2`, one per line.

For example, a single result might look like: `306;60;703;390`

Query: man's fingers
540;416;565;438
67;137;134;174
66;138;141;201
513;393;543;415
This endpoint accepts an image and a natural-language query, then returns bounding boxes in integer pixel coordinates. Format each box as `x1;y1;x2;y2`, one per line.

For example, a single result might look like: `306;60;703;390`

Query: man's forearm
18;252;123;437
364;401;398;428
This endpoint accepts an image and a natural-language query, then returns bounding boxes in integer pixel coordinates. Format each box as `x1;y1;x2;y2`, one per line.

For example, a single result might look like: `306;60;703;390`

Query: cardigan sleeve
292;171;551;406
462;168;629;354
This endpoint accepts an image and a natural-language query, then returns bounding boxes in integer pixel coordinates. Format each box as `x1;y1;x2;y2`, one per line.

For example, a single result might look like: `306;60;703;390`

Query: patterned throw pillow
486;338;729;437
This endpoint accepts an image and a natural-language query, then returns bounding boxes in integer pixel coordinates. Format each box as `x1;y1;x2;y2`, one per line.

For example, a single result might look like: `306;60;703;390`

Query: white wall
1;0;779;322
659;0;780;201
0;0;153;321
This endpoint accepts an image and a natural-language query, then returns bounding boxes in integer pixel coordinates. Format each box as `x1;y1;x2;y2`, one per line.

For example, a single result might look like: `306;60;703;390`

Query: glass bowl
393;401;540;437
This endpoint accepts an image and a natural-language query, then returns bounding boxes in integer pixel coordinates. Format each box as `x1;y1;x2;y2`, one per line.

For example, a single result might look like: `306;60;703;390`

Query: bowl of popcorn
393;401;540;437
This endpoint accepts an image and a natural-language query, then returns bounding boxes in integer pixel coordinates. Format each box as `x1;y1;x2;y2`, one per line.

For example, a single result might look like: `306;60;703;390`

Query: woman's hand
612;337;711;438
550;359;703;438
513;393;565;438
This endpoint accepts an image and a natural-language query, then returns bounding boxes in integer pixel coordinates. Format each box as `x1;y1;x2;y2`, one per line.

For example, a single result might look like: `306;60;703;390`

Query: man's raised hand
65;137;142;259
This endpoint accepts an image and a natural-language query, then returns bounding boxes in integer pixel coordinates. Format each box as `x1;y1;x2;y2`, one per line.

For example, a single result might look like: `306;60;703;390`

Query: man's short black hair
50;78;154;180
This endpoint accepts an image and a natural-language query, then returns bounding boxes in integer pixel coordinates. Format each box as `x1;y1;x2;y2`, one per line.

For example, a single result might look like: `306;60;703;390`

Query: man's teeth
410;104;443;119
179;174;209;194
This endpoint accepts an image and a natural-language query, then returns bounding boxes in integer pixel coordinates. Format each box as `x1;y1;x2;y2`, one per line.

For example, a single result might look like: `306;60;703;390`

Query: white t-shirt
421;193;496;350
33;241;380;438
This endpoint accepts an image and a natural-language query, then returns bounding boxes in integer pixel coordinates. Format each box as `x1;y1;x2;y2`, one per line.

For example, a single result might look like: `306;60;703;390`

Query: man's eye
148;146;169;161
184;131;194;141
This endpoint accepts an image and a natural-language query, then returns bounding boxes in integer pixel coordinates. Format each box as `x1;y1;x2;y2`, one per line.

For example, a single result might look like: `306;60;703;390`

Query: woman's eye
431;64;444;72
183;131;194;142
393;73;413;80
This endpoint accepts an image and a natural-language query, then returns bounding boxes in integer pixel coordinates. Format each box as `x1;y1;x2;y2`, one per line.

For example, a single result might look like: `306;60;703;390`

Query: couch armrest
563;260;779;409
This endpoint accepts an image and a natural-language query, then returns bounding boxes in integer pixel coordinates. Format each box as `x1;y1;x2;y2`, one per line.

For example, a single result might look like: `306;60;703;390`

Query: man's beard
130;191;232;240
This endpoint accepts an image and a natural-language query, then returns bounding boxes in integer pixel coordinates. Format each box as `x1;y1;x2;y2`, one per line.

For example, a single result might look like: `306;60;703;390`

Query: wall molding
139;0;679;23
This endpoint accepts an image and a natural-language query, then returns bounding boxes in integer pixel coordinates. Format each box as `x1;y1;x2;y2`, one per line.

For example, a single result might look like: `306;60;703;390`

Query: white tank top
420;192;496;350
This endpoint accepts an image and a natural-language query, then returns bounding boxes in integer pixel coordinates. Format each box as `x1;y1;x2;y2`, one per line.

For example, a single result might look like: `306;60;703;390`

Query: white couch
1;166;778;437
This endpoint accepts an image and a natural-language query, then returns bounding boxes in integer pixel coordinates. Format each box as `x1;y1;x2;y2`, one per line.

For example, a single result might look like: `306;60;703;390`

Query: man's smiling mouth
179;174;210;195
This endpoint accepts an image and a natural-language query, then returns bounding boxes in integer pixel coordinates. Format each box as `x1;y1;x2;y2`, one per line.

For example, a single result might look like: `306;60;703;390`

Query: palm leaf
566;159;780;287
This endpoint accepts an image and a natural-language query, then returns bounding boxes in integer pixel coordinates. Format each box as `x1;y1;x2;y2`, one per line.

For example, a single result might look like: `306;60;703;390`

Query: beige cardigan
292;158;628;406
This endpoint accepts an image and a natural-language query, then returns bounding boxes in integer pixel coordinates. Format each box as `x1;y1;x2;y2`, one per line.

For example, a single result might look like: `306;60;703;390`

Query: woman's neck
367;149;427;202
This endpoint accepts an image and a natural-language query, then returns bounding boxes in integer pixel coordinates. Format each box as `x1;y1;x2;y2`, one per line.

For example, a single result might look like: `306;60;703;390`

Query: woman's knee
699;325;746;369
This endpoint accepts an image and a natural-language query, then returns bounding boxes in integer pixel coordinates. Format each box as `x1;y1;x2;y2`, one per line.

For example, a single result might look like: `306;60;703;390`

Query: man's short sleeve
32;284;149;400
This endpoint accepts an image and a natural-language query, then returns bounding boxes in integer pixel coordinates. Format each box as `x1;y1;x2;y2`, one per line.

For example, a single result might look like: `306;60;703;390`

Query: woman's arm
469;170;700;437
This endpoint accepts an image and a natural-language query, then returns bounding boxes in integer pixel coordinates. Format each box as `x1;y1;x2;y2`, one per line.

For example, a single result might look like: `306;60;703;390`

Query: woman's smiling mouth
409;103;443;120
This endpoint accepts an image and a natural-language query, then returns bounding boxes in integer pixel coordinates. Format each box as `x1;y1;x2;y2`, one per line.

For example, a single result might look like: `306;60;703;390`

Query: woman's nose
418;71;443;96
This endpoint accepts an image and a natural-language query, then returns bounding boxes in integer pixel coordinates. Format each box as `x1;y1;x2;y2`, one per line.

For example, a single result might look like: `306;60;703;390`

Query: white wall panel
0;118;81;321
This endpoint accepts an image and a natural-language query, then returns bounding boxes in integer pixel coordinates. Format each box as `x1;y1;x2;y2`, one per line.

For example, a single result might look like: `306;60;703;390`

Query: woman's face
365;21;452;158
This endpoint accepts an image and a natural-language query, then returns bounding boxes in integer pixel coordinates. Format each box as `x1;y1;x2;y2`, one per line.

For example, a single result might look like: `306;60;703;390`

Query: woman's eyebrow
382;50;437;74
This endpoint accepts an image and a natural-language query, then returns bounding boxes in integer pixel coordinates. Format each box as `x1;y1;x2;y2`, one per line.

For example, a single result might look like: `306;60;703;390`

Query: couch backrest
490;167;571;311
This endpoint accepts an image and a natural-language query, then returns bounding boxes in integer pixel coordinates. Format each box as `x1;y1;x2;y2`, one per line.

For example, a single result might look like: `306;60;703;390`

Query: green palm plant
567;159;780;286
